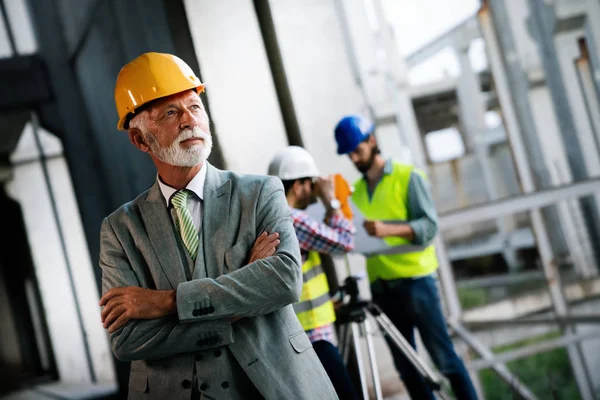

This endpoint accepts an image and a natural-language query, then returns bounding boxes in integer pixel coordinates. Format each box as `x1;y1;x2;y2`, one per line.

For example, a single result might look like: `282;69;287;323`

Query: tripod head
339;275;362;304
336;275;372;323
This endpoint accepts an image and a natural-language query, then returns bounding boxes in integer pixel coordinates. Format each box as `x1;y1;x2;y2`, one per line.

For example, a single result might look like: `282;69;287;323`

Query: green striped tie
171;190;199;260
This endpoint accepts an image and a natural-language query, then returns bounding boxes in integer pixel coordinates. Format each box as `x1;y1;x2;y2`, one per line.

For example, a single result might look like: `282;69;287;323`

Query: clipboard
304;200;428;257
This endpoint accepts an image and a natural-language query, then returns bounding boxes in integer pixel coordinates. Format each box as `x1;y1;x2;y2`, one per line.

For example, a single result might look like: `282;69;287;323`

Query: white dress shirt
157;162;207;232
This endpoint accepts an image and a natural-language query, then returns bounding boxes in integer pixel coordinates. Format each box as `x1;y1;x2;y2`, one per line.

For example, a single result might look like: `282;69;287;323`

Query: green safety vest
351;161;438;282
293;251;336;331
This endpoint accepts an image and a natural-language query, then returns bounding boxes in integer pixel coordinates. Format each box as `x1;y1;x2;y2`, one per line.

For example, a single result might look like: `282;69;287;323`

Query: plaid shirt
290;207;355;344
290;208;355;263
305;324;337;345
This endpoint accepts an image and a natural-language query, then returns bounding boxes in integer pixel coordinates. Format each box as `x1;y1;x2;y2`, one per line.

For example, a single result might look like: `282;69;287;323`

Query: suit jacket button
221;381;229;389
181;379;192;389
200;383;209;391
214;349;222;358
195;354;203;361
192;309;199;317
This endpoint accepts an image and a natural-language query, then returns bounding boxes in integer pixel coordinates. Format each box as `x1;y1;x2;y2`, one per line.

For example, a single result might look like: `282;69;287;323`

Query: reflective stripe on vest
294;251;336;331
351;161;438;282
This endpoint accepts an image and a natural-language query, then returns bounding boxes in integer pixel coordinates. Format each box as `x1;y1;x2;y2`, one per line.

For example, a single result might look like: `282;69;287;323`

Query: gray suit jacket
99;163;338;399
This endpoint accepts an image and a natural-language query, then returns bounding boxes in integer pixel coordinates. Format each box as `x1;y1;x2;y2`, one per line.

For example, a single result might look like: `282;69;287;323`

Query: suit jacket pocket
225;241;249;272
289;331;313;354
129;371;148;393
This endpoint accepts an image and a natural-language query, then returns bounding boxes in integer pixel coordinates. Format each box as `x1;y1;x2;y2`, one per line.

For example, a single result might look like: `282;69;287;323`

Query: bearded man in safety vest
334;115;479;400
269;146;359;400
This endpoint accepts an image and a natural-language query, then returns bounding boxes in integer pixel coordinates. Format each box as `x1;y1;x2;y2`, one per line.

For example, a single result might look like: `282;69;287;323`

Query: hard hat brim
117;84;206;131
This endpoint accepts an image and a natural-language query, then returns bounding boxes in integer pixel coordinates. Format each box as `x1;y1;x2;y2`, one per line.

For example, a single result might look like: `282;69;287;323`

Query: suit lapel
202;164;231;278
140;184;187;289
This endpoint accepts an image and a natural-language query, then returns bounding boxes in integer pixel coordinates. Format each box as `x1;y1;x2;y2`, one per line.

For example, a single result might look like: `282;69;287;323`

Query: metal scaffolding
336;0;600;399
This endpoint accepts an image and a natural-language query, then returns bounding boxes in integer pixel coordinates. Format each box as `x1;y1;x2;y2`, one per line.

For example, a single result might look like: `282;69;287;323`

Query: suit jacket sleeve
176;176;303;323
100;218;233;362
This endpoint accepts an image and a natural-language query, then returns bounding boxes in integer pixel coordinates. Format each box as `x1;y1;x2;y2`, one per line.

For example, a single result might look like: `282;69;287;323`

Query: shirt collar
362;159;393;180
383;159;393;175
157;162;207;206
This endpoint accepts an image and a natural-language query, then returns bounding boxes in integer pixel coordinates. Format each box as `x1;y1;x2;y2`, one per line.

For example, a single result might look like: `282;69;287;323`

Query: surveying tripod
336;275;448;400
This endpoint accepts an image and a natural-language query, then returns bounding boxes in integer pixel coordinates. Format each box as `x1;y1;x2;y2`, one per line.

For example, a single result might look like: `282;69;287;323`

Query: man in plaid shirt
290;203;355;343
269;146;359;400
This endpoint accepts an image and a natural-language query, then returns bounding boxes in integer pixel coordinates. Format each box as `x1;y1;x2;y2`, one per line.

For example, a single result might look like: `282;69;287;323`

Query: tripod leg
339;323;351;364
351;322;370;400
363;317;384;400
373;312;444;391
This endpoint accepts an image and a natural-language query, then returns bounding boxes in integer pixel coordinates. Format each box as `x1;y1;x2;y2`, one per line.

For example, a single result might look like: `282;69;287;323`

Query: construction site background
0;0;599;399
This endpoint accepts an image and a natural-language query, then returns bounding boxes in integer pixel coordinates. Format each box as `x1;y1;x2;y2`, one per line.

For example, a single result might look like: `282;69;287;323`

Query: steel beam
576;39;600;161
584;5;600;113
457;270;542;289
462;277;600;322
528;0;600;268
455;40;519;270
462;314;600;330
439;177;600;229
483;0;575;262
405;16;480;68
452;324;538;400
468;330;600;371
479;0;594;277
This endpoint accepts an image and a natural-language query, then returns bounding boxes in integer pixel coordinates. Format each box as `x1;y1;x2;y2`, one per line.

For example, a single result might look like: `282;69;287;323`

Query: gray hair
128;110;149;132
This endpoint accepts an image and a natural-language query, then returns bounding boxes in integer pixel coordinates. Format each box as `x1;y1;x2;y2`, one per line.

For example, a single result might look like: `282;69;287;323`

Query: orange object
334;174;353;219
114;52;205;130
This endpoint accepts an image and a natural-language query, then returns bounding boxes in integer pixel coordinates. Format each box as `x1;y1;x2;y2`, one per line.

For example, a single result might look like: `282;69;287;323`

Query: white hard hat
268;146;320;180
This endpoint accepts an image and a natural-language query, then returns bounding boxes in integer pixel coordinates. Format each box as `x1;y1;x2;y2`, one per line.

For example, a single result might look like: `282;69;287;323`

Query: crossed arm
100;231;280;333
99;178;302;361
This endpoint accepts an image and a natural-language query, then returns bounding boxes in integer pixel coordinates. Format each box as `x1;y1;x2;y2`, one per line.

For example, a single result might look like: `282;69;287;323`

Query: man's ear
292;180;304;197
128;128;150;153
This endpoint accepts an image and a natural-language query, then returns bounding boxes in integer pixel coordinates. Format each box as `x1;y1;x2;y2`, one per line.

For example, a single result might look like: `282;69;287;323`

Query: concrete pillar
6;121;116;389
455;42;520;271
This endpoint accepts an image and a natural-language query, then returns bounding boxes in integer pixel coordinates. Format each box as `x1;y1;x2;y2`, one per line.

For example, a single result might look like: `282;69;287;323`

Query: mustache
177;128;210;142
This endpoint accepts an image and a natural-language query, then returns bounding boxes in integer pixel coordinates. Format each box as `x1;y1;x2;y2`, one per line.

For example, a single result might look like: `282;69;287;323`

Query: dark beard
356;147;377;173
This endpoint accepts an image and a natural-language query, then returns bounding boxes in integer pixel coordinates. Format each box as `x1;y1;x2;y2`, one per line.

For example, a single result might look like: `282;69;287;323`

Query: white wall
269;0;365;181
183;0;289;175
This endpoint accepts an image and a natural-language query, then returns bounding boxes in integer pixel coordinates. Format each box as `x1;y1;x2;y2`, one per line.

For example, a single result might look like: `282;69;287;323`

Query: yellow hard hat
114;52;205;130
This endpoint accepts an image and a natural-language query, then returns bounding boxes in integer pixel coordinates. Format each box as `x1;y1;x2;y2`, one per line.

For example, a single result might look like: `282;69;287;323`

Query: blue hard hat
334;115;374;155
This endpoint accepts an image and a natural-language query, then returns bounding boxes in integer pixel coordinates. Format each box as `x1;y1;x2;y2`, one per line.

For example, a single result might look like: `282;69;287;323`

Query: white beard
145;127;213;167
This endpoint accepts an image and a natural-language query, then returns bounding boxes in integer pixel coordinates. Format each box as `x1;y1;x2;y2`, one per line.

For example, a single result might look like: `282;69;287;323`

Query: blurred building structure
0;0;599;399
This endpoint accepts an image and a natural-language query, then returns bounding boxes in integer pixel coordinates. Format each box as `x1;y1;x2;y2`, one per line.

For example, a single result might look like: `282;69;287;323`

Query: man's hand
363;220;390;238
248;231;280;264
99;287;176;333
314;175;336;205
363;220;416;241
